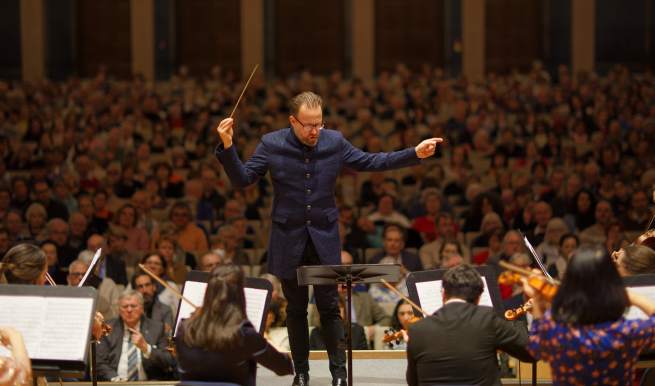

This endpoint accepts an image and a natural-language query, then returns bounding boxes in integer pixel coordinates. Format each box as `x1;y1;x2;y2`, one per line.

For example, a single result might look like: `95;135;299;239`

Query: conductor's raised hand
217;118;234;149
414;138;443;159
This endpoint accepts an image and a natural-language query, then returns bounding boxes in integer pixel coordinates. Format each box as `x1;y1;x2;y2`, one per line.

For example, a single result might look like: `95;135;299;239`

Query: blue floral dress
528;310;655;385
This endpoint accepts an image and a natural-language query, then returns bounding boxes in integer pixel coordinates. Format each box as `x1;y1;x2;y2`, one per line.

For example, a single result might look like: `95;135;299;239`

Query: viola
381;316;422;348
504;304;533;321
631;198;655;248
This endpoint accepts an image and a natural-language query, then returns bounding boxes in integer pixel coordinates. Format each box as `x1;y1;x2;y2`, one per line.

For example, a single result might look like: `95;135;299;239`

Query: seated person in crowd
156;235;188;285
199;252;223;272
67;258;117;320
412;188;443;243
260;273;287;328
311;296;368;351
419;213;471;268
369;225;423;274
264;302;290;352
217;225;249;265
132;190;159;238
138;253;180;313
405;265;534;386
524;201;553;247
131;271;174;333
346;216;384;250
620;190;651;231
105;225;137;271
33;179;69;221
368;256;409;302
427;241;463;270
367;194;412;229
473;227;505;266
384;299;420;351
231;216;255;249
68;212;89;251
151;202;208;258
97;290;174;381
44;218;81;269
469;212;504;249
78;194;109;237
579;200;613;248
89;230;128;287
42;241;67;285
115;204;150;253
441;253;465;270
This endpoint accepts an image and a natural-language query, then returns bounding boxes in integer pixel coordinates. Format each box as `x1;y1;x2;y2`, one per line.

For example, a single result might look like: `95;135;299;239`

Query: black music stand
0;285;97;385
297;263;401;386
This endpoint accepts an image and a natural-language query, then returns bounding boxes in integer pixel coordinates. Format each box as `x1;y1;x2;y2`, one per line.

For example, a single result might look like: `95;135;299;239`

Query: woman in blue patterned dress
522;247;655;386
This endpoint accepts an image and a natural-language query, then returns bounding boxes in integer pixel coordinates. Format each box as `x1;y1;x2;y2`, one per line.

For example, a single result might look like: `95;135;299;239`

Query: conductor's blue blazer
215;128;421;279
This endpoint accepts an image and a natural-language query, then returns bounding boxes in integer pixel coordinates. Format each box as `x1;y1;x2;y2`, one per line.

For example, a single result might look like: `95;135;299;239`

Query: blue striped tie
127;339;139;381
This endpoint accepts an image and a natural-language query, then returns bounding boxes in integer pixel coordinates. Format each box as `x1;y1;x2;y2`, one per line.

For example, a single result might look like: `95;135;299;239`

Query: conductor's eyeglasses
293;116;324;132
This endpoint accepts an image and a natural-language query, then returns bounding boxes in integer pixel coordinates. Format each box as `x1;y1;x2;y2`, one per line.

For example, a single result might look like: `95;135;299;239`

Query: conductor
216;92;442;386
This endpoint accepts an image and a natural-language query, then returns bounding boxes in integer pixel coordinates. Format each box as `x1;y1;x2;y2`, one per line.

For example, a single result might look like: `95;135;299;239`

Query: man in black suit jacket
131;271;174;333
100;252;128;286
368;225;423;274
406;265;533;386
97;290;173;381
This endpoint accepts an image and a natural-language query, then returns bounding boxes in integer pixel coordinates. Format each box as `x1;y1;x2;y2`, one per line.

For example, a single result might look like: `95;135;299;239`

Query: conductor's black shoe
332;379;347;386
292;373;309;386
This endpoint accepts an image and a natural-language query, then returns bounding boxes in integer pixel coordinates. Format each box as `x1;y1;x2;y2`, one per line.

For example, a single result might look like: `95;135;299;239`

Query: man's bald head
341;251;353;265
87;234;104;252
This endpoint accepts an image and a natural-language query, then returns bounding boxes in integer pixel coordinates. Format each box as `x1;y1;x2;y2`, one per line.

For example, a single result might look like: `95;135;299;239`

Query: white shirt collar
444;298;467;305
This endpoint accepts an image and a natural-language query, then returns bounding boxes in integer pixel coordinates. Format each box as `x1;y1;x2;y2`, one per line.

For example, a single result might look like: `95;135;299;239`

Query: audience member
42;241;66;284
115;204;150;253
96;290;174;381
45;218;80;268
199;252;223;272
524;201;553;246
216;226;250;265
367;194;412;228
368;256;409;303
419;213;471;268
139;254;180;312
33;180;68;221
579;200;613;247
67;212;89;251
155;235;188;285
412;188;442;243
152;203;208;257
79;194;109;237
621;190;651;231
131;271;175;332
368;225;423;274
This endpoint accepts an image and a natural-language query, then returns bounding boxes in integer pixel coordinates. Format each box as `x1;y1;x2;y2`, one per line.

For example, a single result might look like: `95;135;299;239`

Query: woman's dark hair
551;247;629;325
468;191;505;221
571;189;597;230
491;148;508;168
531;160;547;175
442;265;484;303
620;245;655;275
439;240;462;256
391;299;412;331
182;263;246;350
114;204;138;227
559;233;579;248
0;244;47;284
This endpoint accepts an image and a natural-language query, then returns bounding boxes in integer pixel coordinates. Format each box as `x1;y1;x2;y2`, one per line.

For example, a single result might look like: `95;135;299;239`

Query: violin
379;279;426;348
631;205;655;248
504;304;533;321
382;316;422;348
497;261;559;302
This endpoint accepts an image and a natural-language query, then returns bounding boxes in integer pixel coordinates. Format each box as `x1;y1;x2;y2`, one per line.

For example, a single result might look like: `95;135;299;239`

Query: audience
369;225;423;274
131;271;175;332
199;252;223;272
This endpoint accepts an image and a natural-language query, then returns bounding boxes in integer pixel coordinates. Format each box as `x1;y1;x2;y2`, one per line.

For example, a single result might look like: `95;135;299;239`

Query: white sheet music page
38;297;94;360
244;288;268;333
174;281;206;336
415;277;494;316
625;285;655;320
0;296;93;360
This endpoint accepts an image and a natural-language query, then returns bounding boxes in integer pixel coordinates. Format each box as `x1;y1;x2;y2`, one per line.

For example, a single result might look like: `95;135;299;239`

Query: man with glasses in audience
216;91;442;386
97;290;173;381
131;271;174;334
33;180;69;221
67;259;117;320
199;252;223;272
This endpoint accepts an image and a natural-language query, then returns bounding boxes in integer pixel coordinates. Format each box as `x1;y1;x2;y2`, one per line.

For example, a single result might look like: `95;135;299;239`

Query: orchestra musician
175;263;293;386
0;244;48;285
404;265;534;386
521;247;655;385
216;91;441;386
0;327;30;386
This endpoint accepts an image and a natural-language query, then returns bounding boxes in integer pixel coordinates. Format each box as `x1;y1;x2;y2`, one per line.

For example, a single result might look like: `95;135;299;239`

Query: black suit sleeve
353;324;369;350
493;313;535;363
116;259;128;286
406;323;419;386
245;327;294;376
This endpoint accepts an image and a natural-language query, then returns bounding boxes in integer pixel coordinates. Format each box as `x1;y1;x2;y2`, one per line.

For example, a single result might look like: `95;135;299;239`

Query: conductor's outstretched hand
217;118;234;149
415;138;443;159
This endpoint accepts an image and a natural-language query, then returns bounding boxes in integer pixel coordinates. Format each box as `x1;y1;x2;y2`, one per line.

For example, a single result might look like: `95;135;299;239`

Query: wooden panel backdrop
275;0;345;77
176;0;241;78
78;0;131;79
485;0;543;74
375;0;444;74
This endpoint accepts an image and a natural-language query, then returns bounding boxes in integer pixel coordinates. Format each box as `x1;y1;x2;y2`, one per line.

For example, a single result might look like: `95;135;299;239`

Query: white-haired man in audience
199;252;223;272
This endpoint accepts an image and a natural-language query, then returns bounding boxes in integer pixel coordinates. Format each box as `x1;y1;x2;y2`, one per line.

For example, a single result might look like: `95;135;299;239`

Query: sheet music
174;282;269;335
245;288;268;333
174;281;206;336
0;295;93;360
415;277;494;316
625;285;655;320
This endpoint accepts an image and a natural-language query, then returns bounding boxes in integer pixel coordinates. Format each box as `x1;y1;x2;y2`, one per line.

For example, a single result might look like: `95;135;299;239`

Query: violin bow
138;264;199;310
380;278;428;315
230;64;258;118
45;273;56;286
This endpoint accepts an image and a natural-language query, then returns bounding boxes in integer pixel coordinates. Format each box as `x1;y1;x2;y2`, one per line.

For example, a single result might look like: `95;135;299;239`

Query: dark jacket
96;316;174;381
105;255;128;286
406;301;534;386
369;250;423;272
216;128;420;279
145;297;174;330
176;320;293;386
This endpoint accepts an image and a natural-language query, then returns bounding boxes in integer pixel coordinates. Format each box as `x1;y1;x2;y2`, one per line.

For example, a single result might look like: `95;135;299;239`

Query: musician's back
406;301;533;386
